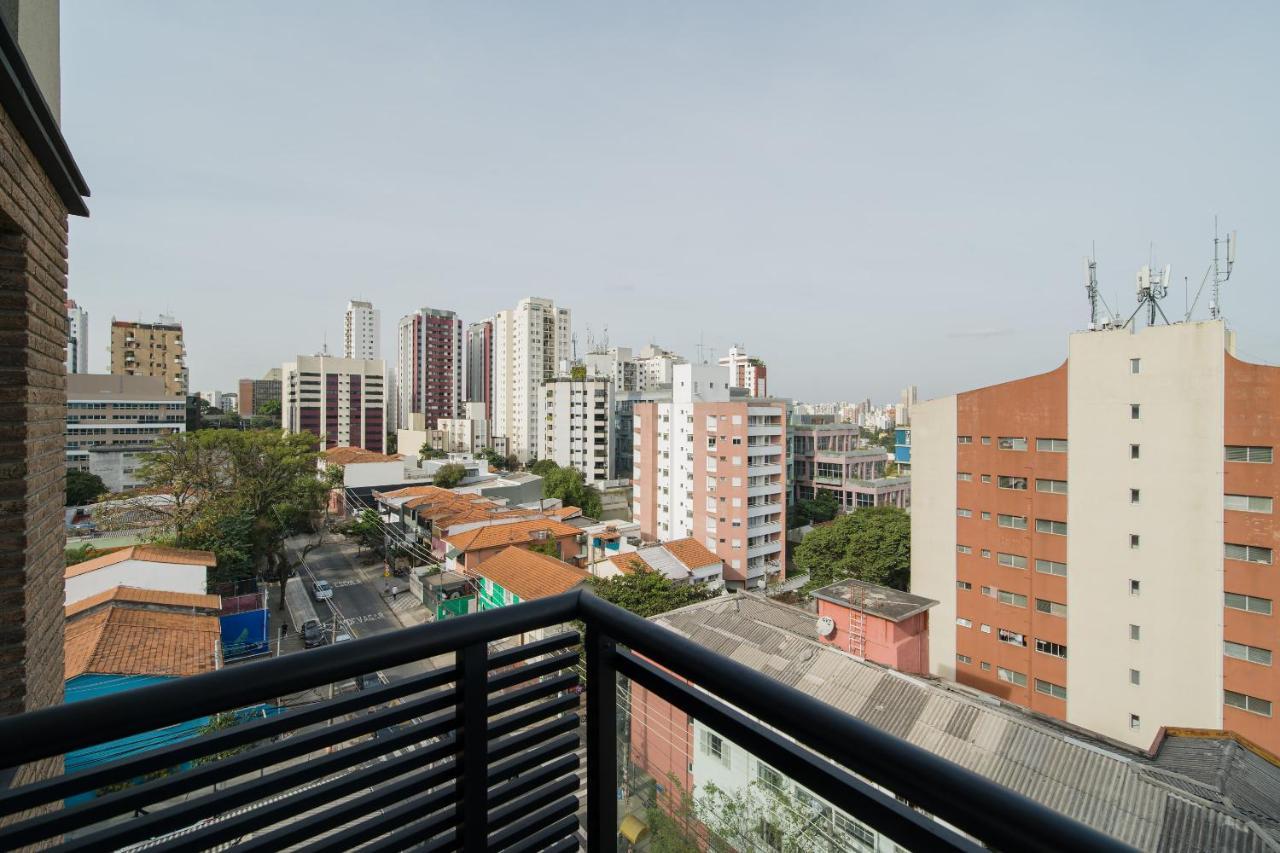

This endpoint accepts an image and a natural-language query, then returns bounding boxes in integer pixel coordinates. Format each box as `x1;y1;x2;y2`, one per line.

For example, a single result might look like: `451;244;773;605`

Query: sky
61;1;1280;403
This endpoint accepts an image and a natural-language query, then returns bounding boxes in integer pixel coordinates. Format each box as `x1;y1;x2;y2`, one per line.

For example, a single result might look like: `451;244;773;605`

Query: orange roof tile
65;605;221;679
664;537;722;570
473;546;590;601
325;446;402;465
608;553;654;575
445;519;583;553
65;545;217;579
66;586;223;619
548;506;582;520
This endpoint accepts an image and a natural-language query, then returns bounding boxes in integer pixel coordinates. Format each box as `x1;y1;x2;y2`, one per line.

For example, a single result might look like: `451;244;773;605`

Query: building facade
492;297;572;462
790;419;911;510
466;319;493;420
109;316;187;397
433;401;491;455
397;307;463;430
237;368;282;418
719;344;767;397
282;355;386;452
344;299;380;360
66;374;185;492
633;364;787;589
912;320;1280;754
66;298;87;374
539;374;612;483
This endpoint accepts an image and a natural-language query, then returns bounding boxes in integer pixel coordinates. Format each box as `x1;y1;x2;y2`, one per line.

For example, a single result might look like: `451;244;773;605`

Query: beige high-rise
110;316;187;397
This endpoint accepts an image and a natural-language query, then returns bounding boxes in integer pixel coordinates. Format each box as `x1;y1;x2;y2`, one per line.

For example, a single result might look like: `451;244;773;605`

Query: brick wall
0;94;72;788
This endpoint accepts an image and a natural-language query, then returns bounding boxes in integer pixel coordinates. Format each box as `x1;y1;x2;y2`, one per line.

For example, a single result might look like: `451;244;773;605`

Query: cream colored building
539;374;612;483
492;297;571;462
109;316;187;397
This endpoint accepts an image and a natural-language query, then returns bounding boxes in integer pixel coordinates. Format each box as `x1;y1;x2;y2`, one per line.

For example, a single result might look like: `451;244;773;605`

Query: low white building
65;545;214;606
435;402;491;455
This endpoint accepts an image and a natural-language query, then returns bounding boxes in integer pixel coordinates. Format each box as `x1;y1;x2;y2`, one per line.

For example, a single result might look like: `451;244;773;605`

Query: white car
312;579;334;601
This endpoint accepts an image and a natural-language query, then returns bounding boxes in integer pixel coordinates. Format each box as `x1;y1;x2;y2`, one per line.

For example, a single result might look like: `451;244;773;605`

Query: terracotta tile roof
65;605;221;679
65;545;217;579
65;585;223;619
473;546;590;601
324;446;402;465
548;506;581;520
608;553;654;575
664;537;721;570
445;519;583;553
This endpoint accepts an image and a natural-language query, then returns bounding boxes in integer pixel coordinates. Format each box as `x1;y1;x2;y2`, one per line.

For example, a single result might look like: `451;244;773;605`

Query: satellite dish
816;616;836;639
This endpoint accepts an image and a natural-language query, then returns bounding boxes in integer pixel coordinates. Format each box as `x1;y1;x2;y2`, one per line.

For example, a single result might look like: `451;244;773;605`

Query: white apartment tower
282;355;387;452
344;300;381;360
719;344;768;397
539;374;613;483
66;298;87;374
492;297;572;462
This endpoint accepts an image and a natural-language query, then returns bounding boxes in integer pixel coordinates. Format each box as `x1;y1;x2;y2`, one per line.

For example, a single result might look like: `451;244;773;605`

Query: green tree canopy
432;462;467;489
794;505;910;594
420;443;447;460
256;399;281;417
589;570;714;618
528;458;560;478
66;469;107;506
542;465;602;518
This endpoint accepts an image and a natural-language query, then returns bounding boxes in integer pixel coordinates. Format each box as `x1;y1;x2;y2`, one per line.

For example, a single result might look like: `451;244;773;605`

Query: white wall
908;394;958;682
1067;321;1225;746
66;560;208;605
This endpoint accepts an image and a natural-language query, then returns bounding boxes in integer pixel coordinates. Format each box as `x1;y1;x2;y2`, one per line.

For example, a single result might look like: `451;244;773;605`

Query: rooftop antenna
1185;218;1237;322
601;324;609;351
1124;259;1173;329
1084;244;1117;330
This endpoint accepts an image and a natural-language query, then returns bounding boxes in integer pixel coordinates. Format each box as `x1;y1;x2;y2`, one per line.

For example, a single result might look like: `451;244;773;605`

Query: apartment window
980;661;992;672
1130;534;1140;549
997;437;1028;451
1131;357;1141;374
981;511;992;521
1035;559;1067;577
998;590;1027;608
1035;638;1067;659
1226;445;1273;463
997;552;1028;569
1036;438;1068;453
956;544;972;555
756;762;785;794
1225;494;1274;514
997;514;1028;530
980;623;991;633
957;472;973;482
979;474;992;484
1130;403;1141;420
834;814;876;849
1035;679;1068;700
1130;444;1141;459
1225;543;1273;565
957;653;972;665
1130;714;1141;730
1130;579;1141;596
998;628;1026;647
957;508;973;518
957;435;973;445
1036;598;1067;617
1036;518;1067;536
1130;624;1141;640
956;580;972;591
997;475;1028;491
981;436;992;445
980;585;994;597
1225;592;1273;615
699;729;731;765
1130;489;1141;504
1225;690;1273;717
1036;479;1067;494
1225;641;1273;666
980;549;991;558
1130;669;1141;686
997;667;1027;687
957;617;973;628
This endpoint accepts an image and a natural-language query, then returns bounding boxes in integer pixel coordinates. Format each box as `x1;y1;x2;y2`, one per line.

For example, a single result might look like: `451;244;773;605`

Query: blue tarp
221;608;269;659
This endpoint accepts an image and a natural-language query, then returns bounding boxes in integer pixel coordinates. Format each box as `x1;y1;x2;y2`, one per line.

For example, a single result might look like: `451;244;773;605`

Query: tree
385;431;398;454
793;505;910;594
528;458;560;478
543;466;602;518
589;570;714;619
788;490;840;529
420;443;447;460
66;469;106;506
432;463;466;489
257;399;281;418
337;509;382;552
527;538;561;559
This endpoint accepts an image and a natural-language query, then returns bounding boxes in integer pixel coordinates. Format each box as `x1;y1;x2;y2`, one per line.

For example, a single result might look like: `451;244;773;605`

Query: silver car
312;579;334;601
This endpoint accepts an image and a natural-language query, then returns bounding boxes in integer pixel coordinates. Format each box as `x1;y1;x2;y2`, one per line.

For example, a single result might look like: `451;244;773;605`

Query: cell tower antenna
1084;244;1117;330
601;324;609;351
1210;216;1237;320
1124;259;1173;329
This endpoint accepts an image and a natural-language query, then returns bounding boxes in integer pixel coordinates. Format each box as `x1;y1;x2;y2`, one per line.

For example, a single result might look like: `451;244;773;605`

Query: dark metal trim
584;621;618;853
459;642;488;853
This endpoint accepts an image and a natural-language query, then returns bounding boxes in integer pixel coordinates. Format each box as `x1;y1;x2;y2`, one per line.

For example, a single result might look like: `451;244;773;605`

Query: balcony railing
0;591;1126;852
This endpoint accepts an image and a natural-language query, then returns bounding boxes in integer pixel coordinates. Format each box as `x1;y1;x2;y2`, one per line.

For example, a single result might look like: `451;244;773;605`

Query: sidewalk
330;538;433;629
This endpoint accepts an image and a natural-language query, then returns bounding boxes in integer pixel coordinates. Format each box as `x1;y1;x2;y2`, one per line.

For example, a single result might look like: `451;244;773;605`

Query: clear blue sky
61;1;1280;402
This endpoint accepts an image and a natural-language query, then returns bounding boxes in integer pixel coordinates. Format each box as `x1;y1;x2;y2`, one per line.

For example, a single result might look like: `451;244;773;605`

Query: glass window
1130;534;1141;549
957;435;973;444
1035;679;1067;699
1225;690;1273;717
1036;438;1068;453
1225;543;1273;565
981;436;992;445
1035;638;1066;658
1130;579;1141;596
957;544;972;555
957;617;973;628
1225;592;1272;614
1130;714;1141;730
1131;357;1141;374
1130;488;1140;504
980;549;991;558
980;474;992;484
997;666;1027;686
1035;559;1067;576
1036;479;1068;494
1226;445;1273;463
997;552;1027;569
835;813;876;849
998;628;1026;646
1036;598;1067;617
1225;641;1273;666
1130;624;1141;640
980;661;992;671
980;585;994;597
998;590;1027;608
699;728;731;765
956;653;972;664
997;437;1028;451
997;514;1027;530
981;511;992;521
957;472;973;482
957;508;973;518
997;475;1028;490
1225;495;1274;514
1036;518;1067;536
1130;669;1141;685
1130;404;1141;420
756;762;785;794
956;580;972;590
1131;444;1140;459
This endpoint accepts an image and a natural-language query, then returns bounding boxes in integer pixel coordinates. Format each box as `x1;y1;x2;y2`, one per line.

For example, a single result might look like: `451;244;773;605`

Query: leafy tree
420;443;447;460
503;454;521;471
385;431;398;454
809;490;840;523
794;505;910;594
66;542;108;566
589;570;714;618
528;458;560;478
432;462;466;489
527;538;561;559
569;364;587;380
337;508;383;552
257;399;281;417
66;469;106;506
543;466;602;518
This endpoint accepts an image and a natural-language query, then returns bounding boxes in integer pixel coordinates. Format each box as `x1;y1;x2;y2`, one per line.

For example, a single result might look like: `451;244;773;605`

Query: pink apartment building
632;364;787;589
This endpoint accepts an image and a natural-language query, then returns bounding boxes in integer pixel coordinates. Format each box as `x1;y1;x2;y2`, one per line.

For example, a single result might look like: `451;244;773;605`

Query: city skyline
59;3;1280;401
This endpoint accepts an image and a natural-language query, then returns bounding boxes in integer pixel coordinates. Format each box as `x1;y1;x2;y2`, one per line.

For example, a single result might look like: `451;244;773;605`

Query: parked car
312;579;334;601
302;619;325;648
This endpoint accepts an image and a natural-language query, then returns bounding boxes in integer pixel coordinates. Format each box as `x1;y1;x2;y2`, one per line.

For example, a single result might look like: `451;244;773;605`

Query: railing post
585;622;618;853
459;641;488;852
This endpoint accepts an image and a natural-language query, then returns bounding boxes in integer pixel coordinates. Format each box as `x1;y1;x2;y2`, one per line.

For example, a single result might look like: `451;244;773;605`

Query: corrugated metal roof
653;594;1280;851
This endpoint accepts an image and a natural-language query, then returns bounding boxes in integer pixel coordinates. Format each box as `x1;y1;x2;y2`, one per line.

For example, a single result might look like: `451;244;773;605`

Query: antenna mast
1124;262;1173;329
1084;245;1117;330
1210;217;1237;320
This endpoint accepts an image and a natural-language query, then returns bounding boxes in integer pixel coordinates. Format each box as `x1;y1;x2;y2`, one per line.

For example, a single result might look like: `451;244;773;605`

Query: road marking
331;579;360;589
342;612;387;626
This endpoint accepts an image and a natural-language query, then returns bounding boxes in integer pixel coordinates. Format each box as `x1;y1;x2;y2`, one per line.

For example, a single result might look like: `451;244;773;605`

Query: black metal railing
0;591;1132;852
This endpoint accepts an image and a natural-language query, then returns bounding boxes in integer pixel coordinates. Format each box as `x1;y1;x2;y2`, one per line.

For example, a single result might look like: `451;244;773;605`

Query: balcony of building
0;592;1124;853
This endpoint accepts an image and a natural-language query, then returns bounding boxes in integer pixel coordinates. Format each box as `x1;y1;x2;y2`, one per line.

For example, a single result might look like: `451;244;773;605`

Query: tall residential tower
397;308;463;430
109;316;187;397
492;297;571;462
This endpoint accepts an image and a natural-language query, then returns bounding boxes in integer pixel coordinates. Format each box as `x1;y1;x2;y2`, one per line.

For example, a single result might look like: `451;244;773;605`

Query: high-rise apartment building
633;363;787;589
66;374;186;493
466;320;494;420
237;368;282;418
397;308;463;430
66;298;87;374
790;417;911;510
584;344;685;394
344;299;380;360
282;355;386;452
539;374;612;483
109;316;187;397
492;297;572;462
719;344;767;397
912;319;1280;753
